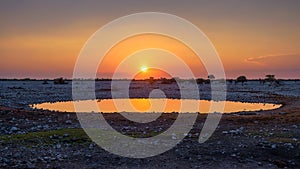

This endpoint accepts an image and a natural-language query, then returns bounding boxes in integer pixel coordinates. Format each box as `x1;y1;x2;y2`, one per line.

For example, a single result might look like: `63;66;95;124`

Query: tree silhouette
196;78;205;84
265;75;276;82
264;75;281;86
236;76;247;86
54;77;67;84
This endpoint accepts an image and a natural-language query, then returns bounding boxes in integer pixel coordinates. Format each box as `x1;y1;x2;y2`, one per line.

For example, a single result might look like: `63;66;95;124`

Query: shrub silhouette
236;76;247;86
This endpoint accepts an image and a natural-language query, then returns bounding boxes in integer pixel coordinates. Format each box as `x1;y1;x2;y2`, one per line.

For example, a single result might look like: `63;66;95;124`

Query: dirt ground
0;92;299;169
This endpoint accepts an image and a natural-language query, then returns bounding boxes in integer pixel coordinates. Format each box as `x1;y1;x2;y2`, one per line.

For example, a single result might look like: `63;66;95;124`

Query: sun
140;66;148;72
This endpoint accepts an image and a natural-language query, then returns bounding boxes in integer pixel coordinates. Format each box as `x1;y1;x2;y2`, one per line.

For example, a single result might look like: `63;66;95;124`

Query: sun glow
140;66;148;72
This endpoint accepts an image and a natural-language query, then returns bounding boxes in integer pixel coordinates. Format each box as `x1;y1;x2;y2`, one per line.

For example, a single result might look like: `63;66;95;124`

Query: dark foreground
0;81;299;168
0;95;299;169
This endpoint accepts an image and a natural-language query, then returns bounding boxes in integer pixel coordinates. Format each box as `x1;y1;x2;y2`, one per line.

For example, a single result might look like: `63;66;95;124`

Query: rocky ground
0;80;299;168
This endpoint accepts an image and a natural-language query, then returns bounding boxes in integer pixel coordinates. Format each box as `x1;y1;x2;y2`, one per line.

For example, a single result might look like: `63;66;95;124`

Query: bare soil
0;93;299;169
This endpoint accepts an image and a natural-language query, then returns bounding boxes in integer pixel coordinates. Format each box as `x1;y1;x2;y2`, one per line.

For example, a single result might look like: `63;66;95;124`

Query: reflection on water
31;99;281;113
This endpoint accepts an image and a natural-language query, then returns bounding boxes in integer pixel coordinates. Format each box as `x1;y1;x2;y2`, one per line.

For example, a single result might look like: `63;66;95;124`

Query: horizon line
1;77;300;81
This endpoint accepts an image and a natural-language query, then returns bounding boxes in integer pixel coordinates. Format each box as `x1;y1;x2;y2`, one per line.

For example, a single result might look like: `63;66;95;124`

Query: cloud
245;54;300;68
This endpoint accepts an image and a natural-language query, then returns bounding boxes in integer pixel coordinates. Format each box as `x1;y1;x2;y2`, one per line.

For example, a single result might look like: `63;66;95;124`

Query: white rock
10;127;19;132
171;133;177;140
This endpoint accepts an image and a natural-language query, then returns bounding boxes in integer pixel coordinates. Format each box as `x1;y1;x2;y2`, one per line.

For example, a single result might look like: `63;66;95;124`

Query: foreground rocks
0;81;299;168
0;105;299;168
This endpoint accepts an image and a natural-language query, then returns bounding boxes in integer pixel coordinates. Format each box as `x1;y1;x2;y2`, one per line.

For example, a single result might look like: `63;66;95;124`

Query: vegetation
0;128;90;146
265;74;276;82
264;75;281;86
196;78;210;84
54;77;68;84
236;76;248;85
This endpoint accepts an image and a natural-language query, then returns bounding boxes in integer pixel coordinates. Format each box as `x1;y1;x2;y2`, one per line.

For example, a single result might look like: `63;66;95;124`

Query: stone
10;126;19;132
284;143;294;149
231;153;237;157
56;144;61;149
292;125;297;128
26;162;35;169
65;120;72;124
172;133;177;140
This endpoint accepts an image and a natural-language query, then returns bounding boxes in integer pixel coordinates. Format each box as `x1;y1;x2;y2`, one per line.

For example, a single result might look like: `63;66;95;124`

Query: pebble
56;144;61;149
271;144;277;149
222;131;228;134
10;126;19;132
172;133;177;140
292;125;297;128
56;154;63;161
49;135;59;139
89;143;94;149
43;125;49;129
1;157;10;163
26;162;35;169
225;127;244;135
284;143;294;149
65;120;72;124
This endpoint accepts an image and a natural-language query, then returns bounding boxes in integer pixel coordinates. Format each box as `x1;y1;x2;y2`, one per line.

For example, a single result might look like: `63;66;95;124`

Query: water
31;99;281;113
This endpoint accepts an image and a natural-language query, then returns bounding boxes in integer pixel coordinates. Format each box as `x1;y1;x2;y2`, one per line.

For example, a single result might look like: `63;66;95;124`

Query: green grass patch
268;137;298;143
0;128;168;147
247;130;299;143
0;128;90;146
125;131;162;138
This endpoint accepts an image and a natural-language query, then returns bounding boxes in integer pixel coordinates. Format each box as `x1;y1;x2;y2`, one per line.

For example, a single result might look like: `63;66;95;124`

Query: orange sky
0;1;299;79
98;34;207;79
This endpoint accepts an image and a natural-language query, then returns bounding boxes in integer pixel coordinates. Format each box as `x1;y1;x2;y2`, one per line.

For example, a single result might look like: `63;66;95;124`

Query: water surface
31;99;281;113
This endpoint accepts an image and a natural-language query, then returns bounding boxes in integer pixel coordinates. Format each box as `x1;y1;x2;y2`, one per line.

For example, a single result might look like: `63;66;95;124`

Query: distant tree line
0;75;299;86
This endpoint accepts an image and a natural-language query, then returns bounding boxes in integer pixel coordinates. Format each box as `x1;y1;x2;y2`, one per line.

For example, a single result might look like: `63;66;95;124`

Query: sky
0;0;300;79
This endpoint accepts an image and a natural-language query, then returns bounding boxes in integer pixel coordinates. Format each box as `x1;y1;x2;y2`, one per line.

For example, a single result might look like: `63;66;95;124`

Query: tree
196;78;205;84
265;75;276;82
264;75;281;86
148;77;154;85
54;77;68;84
236;76;247;86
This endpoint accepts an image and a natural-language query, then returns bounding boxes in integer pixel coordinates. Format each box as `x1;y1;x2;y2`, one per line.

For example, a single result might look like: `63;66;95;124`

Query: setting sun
140;66;148;72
